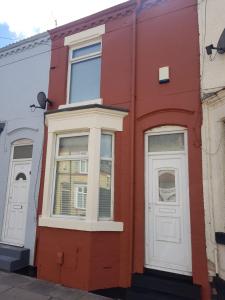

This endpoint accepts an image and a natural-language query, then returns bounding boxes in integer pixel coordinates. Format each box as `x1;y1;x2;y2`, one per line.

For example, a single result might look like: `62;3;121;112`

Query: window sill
59;98;102;110
38;216;124;232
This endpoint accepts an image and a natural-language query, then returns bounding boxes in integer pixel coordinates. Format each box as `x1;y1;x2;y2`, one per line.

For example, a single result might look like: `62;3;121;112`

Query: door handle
13;204;23;209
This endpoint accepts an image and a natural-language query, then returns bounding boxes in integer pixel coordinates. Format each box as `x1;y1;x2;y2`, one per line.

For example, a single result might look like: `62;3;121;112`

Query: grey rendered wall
0;33;51;265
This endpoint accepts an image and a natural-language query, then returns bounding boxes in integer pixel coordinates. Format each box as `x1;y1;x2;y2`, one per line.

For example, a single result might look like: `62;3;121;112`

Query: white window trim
63;24;105;108
39;106;127;232
64;25;105;47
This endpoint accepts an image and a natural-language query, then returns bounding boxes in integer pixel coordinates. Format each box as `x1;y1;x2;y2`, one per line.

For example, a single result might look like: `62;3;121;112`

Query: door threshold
0;241;24;248
144;268;193;283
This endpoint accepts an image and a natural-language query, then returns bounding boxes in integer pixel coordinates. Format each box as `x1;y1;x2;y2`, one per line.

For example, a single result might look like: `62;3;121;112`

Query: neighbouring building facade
0;32;51;268
199;0;225;297
36;0;210;299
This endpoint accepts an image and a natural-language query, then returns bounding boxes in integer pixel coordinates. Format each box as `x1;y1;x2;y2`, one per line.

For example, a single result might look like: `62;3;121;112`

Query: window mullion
86;127;101;222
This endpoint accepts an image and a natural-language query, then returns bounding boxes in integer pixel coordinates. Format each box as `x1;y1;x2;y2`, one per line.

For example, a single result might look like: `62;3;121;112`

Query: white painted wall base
201;90;225;280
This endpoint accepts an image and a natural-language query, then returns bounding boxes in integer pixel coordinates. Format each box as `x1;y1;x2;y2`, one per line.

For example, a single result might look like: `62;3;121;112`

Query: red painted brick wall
36;1;210;299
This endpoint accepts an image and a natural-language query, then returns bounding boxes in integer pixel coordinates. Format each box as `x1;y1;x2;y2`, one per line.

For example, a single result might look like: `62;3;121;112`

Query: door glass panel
158;170;176;202
13;145;33;159
148;133;184;152
15;173;27;181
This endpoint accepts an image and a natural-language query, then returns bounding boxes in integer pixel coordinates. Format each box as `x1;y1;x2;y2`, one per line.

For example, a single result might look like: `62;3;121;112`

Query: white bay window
39;106;127;231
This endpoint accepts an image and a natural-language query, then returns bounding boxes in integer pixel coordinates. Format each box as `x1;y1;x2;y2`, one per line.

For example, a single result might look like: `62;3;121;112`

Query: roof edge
49;0;136;40
0;31;50;56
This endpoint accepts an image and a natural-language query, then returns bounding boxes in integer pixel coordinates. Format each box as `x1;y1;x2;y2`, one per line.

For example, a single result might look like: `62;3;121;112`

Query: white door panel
2;161;31;246
145;153;192;275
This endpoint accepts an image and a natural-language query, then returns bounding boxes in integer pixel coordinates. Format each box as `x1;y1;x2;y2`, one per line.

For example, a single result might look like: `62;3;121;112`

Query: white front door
2;160;31;246
145;129;192;275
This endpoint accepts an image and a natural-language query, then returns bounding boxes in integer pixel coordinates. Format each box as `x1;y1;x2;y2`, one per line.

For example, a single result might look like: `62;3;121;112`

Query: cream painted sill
39;216;123;232
59;98;102;109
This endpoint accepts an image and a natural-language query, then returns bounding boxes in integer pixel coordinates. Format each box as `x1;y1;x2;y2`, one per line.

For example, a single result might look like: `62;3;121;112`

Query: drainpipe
130;0;142;275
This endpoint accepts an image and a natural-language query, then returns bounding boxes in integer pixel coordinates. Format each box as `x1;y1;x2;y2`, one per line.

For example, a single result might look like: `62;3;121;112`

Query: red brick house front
36;1;210;299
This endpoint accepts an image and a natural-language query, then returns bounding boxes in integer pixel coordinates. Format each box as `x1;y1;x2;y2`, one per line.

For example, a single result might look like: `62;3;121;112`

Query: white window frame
39;106;127;232
61;24;105;109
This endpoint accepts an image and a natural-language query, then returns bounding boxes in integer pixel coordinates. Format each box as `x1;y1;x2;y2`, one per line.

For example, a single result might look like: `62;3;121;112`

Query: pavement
0;271;110;300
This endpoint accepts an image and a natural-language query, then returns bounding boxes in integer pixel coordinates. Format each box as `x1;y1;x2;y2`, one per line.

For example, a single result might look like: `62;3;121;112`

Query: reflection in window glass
99;134;113;219
72;43;101;59
158;170;176;202
148;133;184;152
80;160;88;174
69;57;101;103
54;134;89;217
100;134;112;158
74;185;87;209
53;160;88;217
59;136;88;156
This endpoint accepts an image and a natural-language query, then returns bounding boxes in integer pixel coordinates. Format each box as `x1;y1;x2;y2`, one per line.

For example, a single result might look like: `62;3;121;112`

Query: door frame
1;139;33;247
144;126;192;275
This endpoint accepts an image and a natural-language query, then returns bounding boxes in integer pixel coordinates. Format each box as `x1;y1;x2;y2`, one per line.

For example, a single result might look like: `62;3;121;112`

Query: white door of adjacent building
145;127;192;275
2;141;33;246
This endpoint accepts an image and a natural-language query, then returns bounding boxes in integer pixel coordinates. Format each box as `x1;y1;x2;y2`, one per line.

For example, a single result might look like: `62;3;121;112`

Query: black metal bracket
0;122;5;134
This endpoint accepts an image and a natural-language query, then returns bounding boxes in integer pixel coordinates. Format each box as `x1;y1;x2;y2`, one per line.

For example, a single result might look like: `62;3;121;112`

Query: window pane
59;136;88;156
53;160;88;217
148;133;184;152
72;43;101;59
13;145;33;159
100;134;112;158
69;57;101;103
99;160;112;219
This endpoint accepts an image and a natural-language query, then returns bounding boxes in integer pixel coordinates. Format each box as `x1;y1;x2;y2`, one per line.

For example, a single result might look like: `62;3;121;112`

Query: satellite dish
29;92;53;110
217;28;225;54
37;92;48;109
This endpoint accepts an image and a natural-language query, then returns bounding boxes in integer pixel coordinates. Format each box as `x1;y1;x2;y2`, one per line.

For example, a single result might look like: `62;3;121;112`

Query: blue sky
0;0;125;48
0;23;19;48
